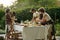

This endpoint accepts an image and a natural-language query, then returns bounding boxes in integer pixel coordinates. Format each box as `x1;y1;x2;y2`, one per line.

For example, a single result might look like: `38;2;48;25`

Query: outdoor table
23;25;51;40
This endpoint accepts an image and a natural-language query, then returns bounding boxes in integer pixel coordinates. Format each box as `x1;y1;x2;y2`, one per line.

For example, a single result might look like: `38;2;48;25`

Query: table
23;25;51;40
14;25;24;33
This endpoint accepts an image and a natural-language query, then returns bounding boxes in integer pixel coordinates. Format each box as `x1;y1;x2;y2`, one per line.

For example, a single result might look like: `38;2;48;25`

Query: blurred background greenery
0;0;60;36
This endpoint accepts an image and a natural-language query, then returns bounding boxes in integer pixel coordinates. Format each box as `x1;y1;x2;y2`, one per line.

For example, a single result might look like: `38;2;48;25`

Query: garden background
0;0;60;36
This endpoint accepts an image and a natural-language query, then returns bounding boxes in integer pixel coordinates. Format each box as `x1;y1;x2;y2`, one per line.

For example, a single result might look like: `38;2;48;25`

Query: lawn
0;29;5;34
55;23;60;36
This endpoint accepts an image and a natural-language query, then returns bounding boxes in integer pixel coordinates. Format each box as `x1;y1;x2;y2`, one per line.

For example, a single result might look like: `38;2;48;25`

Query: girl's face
32;10;36;13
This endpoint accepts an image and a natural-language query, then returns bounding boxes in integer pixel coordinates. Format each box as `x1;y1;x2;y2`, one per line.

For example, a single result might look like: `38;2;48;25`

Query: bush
56;31;60;36
16;7;60;23
46;8;60;23
0;9;5;20
0;9;5;30
16;8;33;23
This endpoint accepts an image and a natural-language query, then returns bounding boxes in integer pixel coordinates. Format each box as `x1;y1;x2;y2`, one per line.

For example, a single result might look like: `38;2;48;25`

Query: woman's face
40;11;45;14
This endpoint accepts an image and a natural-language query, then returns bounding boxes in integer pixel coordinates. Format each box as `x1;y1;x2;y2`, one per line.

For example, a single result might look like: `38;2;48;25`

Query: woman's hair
38;7;45;13
5;8;10;13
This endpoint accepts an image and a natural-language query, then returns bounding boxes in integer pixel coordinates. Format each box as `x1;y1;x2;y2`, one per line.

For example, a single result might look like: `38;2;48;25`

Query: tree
14;0;56;9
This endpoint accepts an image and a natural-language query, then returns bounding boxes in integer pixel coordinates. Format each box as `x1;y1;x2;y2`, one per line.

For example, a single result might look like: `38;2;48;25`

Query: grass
55;23;60;36
0;29;5;34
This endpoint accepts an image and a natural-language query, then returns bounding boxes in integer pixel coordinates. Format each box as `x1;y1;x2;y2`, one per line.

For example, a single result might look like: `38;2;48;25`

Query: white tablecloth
14;25;24;32
23;25;51;40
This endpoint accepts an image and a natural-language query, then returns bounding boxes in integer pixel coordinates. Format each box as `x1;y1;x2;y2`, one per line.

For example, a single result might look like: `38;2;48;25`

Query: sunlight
0;0;17;7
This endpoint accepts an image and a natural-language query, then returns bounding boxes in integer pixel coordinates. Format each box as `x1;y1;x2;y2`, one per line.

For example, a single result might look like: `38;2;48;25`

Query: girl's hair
13;12;16;16
30;8;36;12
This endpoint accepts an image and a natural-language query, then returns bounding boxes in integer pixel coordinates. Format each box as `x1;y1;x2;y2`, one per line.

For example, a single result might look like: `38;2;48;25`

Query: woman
38;7;52;25
5;8;12;32
38;7;56;40
5;8;13;40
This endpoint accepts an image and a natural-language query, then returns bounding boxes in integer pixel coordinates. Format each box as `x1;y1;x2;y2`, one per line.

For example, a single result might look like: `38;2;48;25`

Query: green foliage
0;9;5;20
56;23;60;31
16;8;32;23
0;19;5;30
0;29;5;34
46;8;60;23
16;7;60;23
55;23;60;36
12;0;56;11
0;9;5;30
